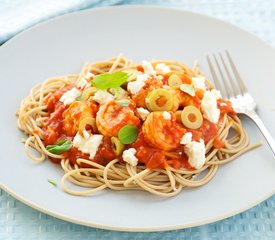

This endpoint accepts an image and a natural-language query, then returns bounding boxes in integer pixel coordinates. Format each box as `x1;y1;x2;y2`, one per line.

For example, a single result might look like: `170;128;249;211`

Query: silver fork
207;50;275;156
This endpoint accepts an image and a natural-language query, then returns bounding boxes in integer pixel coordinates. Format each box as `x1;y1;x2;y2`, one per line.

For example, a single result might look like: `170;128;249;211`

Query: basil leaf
48;179;57;187
46;140;73;154
116;99;130;107
92;71;130;90
110;87;127;99
180;84;195;96
75;94;82;101
118;125;138;144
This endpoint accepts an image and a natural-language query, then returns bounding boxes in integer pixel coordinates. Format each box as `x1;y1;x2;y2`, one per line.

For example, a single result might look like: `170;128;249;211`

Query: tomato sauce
167;157;193;170
43;103;67;146
131;131;194;170
213;137;225;149
46;86;71;112
42;76;231;170
63;137;116;167
92;137;116;166
189;119;218;143
217;99;236;116
136;65;144;73
131;132;166;169
63;146;90;165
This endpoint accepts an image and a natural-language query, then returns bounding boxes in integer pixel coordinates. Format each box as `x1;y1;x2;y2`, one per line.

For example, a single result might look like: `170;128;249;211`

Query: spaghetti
17;55;259;197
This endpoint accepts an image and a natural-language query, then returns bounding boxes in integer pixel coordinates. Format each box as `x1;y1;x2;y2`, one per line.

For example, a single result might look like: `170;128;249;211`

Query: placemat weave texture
1;0;275;239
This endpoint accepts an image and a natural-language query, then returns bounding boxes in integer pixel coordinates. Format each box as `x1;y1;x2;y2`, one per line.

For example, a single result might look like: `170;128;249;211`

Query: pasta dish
17;55;259;197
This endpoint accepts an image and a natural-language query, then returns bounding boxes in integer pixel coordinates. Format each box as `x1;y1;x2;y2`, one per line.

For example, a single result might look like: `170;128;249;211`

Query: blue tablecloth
1;0;275;239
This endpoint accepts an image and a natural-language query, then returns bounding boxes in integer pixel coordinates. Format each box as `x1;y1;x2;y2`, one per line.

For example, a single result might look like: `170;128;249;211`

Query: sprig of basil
118;125;138;144
92;71;130;90
46;140;73;154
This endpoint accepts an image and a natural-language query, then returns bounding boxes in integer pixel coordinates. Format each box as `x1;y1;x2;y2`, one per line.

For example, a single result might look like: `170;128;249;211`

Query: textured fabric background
1;0;275;239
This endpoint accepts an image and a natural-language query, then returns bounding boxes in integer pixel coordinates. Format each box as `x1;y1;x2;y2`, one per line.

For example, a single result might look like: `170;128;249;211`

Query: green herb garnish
118;125;138;144
46;140;73;154
92;71;130;90
110;87;127;99
180;84;195;96
75;94;82;101
116;99;130;107
48;179;57;187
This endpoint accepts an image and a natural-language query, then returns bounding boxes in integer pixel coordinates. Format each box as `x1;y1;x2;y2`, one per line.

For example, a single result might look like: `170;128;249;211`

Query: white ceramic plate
0;6;275;232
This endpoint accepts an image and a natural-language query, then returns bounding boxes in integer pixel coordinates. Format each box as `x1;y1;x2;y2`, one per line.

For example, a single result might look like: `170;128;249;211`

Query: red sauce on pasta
42;65;236;170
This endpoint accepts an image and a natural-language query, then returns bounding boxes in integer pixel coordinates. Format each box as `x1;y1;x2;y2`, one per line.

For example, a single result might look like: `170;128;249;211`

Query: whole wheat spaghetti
17;55;260;197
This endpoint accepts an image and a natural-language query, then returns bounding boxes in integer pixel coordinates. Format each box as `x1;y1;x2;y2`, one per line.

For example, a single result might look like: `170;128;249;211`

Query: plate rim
1;5;274;51
1;183;274;232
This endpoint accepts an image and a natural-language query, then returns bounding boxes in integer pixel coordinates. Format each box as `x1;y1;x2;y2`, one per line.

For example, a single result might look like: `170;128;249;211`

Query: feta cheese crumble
192;77;206;91
211;89;222;100
201;91;220;123
76;78;89;90
180;132;192;145
162;111;171;120
59;87;81;106
73;132;103;159
85;72;94;79
136;73;149;82
122;148;138;166
155;63;171;75
127;73;149;94
137;107;150;121
142;61;156;76
82;130;90;139
93;90;114;105
184;139;206;169
157;75;164;81
127;80;145;94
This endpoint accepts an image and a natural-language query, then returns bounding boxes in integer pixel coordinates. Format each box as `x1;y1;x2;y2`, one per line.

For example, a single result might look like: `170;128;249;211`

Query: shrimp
63;101;97;136
172;87;201;109
96;100;140;137
142;111;186;151
131;77;163;108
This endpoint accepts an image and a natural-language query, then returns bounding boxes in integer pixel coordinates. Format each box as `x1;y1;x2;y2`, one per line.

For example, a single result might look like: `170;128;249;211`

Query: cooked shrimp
172;87;201;109
63;101;96;136
142;111;186;151
131;77;163;108
96;100;140;137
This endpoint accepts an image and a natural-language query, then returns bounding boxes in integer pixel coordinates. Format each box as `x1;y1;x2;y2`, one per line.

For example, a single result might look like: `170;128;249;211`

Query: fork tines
207;50;247;99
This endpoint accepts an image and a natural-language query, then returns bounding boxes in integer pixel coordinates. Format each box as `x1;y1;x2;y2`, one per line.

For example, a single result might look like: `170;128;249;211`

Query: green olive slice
147;89;174;111
79;117;97;135
111;137;125;156
175;110;182;123
168;74;182;87
181;106;203;129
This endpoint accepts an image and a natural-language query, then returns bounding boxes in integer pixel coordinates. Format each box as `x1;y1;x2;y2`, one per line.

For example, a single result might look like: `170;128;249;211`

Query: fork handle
244;111;275;156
